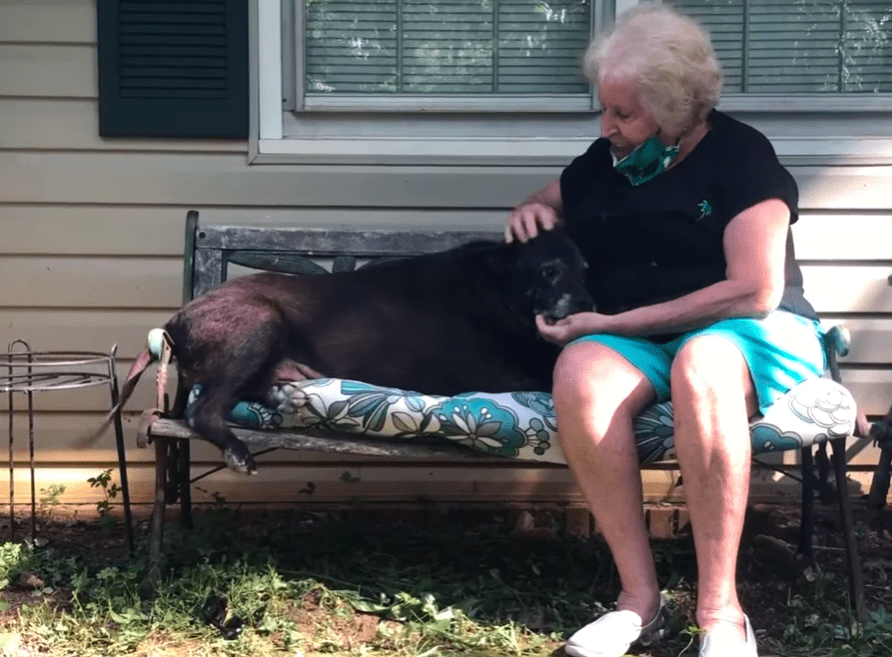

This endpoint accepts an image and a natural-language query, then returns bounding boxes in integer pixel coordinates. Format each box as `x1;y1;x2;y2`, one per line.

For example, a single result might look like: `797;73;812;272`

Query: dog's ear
482;242;530;301
484;242;517;275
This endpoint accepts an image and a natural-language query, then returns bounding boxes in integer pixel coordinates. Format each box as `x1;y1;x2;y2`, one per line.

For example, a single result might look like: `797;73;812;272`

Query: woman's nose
601;115;616;138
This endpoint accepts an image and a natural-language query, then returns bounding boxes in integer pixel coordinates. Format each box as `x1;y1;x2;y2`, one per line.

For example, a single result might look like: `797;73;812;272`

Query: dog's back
167;239;557;396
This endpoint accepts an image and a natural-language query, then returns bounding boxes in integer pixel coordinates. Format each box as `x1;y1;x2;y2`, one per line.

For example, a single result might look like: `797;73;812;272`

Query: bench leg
798;446;815;558
816;442;833;503
177;439;193;530
867;445;892;511
830;437;866;621
147;439;169;594
166;441;180;502
109;375;135;556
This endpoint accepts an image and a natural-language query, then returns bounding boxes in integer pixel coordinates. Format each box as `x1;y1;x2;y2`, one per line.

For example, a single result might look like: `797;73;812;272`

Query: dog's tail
72;329;175;448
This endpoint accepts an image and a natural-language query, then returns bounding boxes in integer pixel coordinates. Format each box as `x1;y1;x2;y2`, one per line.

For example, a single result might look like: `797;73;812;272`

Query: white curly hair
582;2;723;136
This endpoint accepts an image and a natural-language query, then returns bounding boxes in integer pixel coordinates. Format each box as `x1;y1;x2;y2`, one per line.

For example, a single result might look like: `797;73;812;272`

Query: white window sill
255;138;595;166
719;95;892;113
252;136;892;166
770;137;892;166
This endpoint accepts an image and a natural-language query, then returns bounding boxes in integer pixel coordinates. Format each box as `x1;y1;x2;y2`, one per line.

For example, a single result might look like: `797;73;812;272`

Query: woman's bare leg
552;341;661;620
670;335;759;641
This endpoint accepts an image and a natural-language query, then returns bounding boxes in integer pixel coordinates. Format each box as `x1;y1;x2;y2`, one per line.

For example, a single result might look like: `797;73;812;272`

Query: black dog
118;230;593;474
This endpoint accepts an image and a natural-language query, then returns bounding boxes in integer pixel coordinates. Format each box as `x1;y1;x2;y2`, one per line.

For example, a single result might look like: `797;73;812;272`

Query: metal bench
141;210;867;618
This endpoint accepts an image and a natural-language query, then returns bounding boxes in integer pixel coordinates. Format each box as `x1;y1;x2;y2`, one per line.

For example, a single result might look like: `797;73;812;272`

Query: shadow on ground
0;500;890;656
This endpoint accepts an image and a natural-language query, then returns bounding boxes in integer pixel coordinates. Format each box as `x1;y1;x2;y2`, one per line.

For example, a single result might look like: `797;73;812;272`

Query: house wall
1;0;890;515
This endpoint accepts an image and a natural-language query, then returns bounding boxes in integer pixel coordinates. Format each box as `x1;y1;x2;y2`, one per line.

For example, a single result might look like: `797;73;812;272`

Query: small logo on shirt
697;200;713;221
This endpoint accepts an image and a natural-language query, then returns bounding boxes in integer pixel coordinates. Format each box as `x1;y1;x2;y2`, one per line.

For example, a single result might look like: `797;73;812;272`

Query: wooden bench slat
200;226;502;254
148;418;490;460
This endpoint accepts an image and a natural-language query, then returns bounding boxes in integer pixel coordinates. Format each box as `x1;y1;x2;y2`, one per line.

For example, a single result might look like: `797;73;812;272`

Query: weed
194;486;228;506
37;484;66;522
87;469;120;534
677;623;703;657
0;542;32;590
753;564;892;657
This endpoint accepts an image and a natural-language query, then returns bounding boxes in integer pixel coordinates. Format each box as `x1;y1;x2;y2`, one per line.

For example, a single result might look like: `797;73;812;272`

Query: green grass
0;505;889;656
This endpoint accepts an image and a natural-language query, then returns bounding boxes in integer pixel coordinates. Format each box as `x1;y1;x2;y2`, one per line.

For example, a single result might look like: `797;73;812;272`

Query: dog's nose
549;293;574;320
539;291;594;322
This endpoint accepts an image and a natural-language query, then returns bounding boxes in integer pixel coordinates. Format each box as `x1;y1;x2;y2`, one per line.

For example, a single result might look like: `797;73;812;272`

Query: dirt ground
1;498;891;657
736;501;891;634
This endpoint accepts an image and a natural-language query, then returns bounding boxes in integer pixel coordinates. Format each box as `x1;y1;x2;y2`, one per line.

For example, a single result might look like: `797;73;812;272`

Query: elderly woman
505;5;824;657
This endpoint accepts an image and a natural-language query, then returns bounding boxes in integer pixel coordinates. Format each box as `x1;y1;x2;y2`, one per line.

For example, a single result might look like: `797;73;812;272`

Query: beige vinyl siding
0;0;889;511
0;44;95;98
0;98;245;153
1;0;95;43
0;207;510;256
3;151;891;209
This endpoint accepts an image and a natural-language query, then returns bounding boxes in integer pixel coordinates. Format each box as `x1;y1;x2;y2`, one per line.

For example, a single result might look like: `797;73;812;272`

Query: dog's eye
540;265;559;281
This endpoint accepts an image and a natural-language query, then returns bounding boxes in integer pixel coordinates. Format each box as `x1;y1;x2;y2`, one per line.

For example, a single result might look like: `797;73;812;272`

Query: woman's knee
552;342;655;417
670;336;759;427
670;336;750;402
552;346;595;405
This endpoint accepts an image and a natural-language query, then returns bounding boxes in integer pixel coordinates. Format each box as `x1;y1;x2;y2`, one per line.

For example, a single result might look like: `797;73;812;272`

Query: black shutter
98;0;248;138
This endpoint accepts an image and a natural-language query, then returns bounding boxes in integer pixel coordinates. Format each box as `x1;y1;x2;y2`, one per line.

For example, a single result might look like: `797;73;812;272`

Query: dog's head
512;231;594;322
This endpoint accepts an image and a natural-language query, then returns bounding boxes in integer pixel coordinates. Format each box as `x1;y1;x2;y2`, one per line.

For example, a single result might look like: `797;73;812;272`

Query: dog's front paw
223;444;258;475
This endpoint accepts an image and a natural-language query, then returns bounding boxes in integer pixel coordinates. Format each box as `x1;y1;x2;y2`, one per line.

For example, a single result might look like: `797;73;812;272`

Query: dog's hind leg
180;318;291;474
188;389;258;475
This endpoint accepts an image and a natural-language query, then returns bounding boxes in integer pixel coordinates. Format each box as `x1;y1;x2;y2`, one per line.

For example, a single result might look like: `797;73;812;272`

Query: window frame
253;0;608;164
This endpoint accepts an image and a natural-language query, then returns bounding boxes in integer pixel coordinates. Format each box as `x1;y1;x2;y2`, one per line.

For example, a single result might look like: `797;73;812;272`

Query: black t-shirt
559;109;817;323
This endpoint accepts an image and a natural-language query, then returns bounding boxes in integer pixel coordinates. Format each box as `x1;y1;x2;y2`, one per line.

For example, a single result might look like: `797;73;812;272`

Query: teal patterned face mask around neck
612;134;680;186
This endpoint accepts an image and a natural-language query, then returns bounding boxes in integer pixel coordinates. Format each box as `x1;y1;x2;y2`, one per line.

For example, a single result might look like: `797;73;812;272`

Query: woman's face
598;77;662;159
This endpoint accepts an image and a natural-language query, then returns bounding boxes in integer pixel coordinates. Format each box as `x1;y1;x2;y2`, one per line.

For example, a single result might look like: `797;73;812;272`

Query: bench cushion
187;376;856;464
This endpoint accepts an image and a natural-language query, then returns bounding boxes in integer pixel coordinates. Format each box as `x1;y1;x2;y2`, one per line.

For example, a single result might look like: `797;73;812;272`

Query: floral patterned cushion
187;375;856;465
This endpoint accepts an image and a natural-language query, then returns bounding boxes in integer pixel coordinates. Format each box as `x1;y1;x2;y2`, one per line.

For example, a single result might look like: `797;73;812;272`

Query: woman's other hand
505;179;564;243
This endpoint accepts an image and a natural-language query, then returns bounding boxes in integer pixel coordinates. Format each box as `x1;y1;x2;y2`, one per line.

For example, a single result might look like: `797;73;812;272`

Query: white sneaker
698;614;758;657
564;593;669;657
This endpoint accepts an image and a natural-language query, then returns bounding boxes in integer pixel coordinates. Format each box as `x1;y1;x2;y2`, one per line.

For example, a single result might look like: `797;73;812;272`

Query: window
254;0;892;164
296;0;597;111
673;0;891;109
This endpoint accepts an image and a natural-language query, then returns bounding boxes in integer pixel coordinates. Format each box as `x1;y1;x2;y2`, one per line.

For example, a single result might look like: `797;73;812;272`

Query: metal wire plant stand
2;340;133;553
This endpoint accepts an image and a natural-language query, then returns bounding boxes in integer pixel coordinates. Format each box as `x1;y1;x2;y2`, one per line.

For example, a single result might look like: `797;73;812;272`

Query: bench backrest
183;209;857;380
183;210;502;302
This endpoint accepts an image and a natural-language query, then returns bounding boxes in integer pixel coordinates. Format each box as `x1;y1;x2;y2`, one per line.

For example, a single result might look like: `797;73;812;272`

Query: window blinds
304;0;591;94
675;0;891;94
